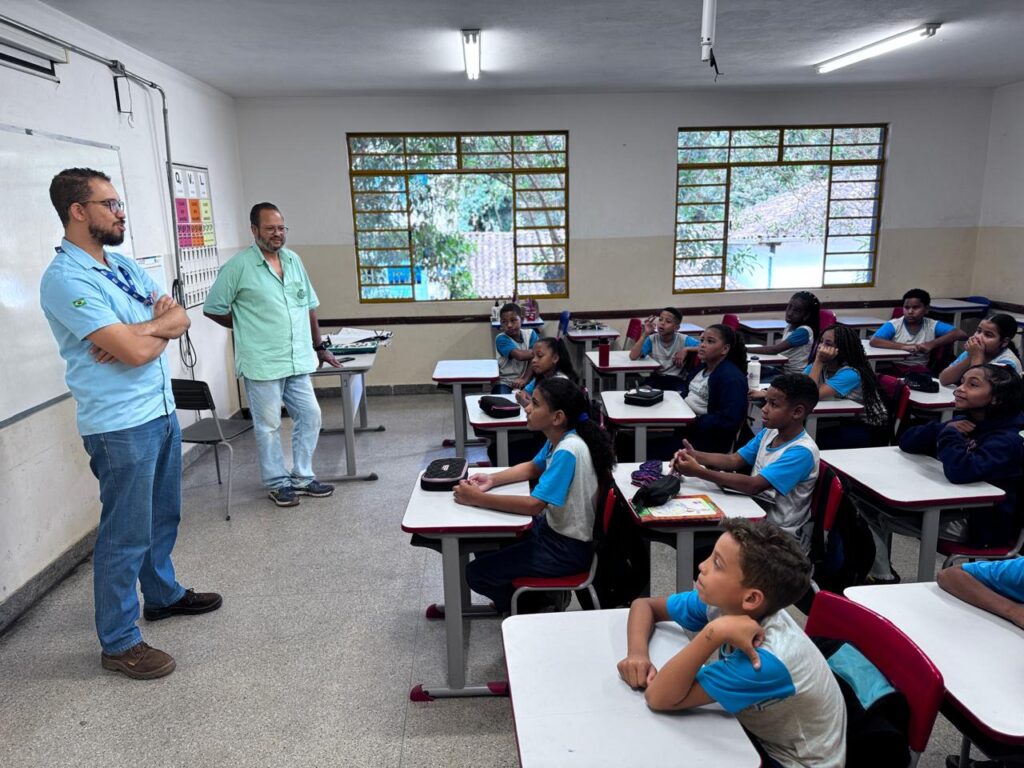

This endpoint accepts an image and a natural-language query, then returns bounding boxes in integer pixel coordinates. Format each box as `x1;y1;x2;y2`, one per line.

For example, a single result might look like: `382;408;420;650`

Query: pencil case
421;458;469;491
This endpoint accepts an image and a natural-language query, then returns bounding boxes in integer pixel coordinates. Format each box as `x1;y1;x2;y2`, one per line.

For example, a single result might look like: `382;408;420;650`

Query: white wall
0;0;246;604
972;79;1024;302
234;87;994;383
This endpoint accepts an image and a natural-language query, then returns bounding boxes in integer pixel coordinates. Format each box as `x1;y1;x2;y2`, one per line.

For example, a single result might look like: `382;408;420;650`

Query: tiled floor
0;393;977;767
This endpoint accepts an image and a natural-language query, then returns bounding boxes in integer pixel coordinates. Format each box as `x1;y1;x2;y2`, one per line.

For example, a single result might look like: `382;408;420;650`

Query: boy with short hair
618;518;846;768
672;373;821;552
629;306;699;391
870;288;967;370
494;302;537;394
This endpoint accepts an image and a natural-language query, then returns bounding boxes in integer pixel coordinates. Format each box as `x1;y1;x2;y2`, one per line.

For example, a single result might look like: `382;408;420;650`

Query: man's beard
257;236;283;254
89;223;124;246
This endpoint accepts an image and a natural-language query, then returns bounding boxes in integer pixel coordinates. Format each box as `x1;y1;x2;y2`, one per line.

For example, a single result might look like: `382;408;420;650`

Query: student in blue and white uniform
754;291;820;376
870;288;967;371
629;306;700;391
454;378;615;613
939;313;1022;386
494;302;537;394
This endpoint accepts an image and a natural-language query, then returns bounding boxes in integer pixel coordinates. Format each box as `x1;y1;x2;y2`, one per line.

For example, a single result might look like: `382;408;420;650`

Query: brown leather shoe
101;642;175;679
143;588;223;621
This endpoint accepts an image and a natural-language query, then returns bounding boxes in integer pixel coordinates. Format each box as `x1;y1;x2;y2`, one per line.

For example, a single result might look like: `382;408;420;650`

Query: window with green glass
347;132;568;302
674;125;886;293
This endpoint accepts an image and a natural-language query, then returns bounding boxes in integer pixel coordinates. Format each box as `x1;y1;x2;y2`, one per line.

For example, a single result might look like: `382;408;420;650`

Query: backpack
576;491;650;609
811;637;911;768
809;465;876;593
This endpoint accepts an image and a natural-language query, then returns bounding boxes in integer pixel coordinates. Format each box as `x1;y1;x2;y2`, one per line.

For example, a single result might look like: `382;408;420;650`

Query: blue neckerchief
57;247;153;306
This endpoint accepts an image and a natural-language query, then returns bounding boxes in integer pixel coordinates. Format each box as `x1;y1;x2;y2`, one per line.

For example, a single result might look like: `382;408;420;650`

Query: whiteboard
0;124;135;427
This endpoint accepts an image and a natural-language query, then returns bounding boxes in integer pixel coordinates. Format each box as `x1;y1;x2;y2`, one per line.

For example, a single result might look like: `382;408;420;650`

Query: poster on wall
171;162;220;308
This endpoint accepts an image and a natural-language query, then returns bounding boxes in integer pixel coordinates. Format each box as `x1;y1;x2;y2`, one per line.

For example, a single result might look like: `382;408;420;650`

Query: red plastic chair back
891;306;904;320
601;487;617;536
805;591;944;756
819;309;837;332
722;313;740;330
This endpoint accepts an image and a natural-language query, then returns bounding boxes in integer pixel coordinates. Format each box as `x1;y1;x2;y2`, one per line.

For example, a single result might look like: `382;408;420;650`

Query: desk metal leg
675;529;696;592
584;359;595;395
766;331;778;346
411;537;507;700
321;371;386;436
917;507;940;582
497;431;509;467
635;425;648;462
453;382;466;457
324;373;378;482
615;372;626;390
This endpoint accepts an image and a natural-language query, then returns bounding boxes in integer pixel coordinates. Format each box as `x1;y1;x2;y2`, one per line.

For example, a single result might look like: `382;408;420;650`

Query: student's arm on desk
87;295;188;367
937;566;1024;630
618;597;671;688
453;462;546;515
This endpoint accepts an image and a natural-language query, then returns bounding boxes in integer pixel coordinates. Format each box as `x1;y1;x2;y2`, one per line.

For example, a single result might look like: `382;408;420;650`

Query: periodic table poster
172;163;220;308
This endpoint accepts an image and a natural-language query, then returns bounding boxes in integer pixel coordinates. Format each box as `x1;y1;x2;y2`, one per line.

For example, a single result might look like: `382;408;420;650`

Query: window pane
675;240;724;259
675;257;723;276
828;217;876;236
831;181;877;199
677;222;725;241
518;228;566;246
517;190;566;209
360;267;412;285
675;275;722;291
514;134;566;152
783;146;830;161
516;245;566;263
516;173;565;190
354;192;407;212
678;167;728;185
832;165;879;182
361;285;414;300
677;204;726;223
358;249;410;267
462;154;513;169
352;175;405;192
407;136;456;153
833;144;883;161
516;209;566;228
514;152;567;169
349;136;404;154
732;129;779;147
518;264;566;281
823;270;872;286
519;280;566;297
355;212;407;230
357;230;409;248
824;252;873;270
833;127;884;145
408;154;457;170
730;147;777;163
830;199;876;218
826;235;874;253
678;185;727;204
679;130;730;148
352;154;407;171
463;135;512;153
678;148;728;164
784;128;831;145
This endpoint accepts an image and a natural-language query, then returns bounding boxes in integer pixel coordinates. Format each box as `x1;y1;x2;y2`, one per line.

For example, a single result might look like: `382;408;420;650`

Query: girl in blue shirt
682;323;750;453
803;323;888;448
755;291;820;376
515;336;578;406
454;377;615;613
939;313;1022;386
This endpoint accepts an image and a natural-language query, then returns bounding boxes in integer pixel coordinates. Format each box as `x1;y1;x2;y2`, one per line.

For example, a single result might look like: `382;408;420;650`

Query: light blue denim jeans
82;414;186;655
244;374;322;490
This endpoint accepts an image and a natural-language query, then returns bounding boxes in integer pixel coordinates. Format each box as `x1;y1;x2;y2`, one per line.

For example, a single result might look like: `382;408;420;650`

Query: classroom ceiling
39;0;1024;97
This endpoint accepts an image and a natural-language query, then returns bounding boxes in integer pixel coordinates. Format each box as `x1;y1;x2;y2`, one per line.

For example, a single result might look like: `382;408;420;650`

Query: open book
636;494;724;522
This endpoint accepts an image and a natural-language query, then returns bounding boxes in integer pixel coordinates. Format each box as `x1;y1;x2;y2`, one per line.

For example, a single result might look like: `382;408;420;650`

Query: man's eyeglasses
262;226;288;234
80;199;126;213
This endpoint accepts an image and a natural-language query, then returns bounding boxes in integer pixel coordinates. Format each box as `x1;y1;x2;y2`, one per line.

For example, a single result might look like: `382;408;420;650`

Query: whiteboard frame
0;123;136;429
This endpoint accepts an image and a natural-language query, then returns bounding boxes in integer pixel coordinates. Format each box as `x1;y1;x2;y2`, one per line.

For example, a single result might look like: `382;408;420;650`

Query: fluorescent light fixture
462;29;480;80
816;23;941;74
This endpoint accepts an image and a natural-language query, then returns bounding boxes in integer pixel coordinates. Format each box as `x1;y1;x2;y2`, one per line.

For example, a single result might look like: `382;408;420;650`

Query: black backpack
576;490;650;609
809;465;876;593
811;637;911;768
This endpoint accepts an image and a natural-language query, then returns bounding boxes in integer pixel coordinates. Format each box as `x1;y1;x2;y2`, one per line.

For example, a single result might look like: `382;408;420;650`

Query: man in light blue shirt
203;203;340;507
40;168;221;680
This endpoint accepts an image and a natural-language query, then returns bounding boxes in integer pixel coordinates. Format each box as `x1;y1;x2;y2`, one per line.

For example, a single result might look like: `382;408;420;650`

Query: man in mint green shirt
204;203;341;507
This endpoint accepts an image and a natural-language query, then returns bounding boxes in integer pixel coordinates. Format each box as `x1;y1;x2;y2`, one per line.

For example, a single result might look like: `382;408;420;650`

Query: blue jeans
83;414;186;654
465;516;593;612
244;374;322;490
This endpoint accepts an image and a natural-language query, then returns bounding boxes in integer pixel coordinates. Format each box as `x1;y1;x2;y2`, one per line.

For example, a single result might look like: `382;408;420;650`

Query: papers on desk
637;494;724;522
327;327;393;347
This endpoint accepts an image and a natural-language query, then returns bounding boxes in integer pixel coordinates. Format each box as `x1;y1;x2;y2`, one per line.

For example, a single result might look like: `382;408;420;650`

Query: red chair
937;527;1024;568
509;487;616;615
722;313;740;330
805;591;945;768
891;306;904;320
819;309;838;332
890;382;912;443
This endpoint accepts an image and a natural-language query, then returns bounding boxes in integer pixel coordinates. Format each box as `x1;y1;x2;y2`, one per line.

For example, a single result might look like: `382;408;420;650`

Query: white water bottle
747;358;762;389
490;300;500;323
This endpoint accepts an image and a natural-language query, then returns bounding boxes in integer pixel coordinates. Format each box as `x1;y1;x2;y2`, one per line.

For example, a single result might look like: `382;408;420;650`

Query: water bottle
598;339;610;366
490;300;500;323
747;358;761;389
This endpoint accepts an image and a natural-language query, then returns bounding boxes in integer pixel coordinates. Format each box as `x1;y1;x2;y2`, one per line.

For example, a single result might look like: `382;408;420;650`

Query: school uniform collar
60;237;118;272
250;244;295;265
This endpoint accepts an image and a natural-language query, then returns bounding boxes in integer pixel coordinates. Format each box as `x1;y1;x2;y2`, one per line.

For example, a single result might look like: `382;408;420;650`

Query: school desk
835;314;887;338
311;353;382;482
601;391;697;462
679;321;706;336
401;467;532;699
612;463;765;591
749;383;864;439
908;380;958;422
745;348;797;369
846;582;1024;754
929;299;989;331
861;338;912;370
737;318;787;345
465;393;528;466
584;349;659;393
432;359;499;458
820;446;1005;582
566;326;621;378
502;609;761;767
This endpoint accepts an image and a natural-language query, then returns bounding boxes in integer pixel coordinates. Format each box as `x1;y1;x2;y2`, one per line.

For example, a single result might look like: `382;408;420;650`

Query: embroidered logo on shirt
72;298;87;307
297;288;306;299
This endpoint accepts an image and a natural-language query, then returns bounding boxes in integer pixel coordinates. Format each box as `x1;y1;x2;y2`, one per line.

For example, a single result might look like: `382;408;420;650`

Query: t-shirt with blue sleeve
950;348;1023;373
532;442;576;507
641;334;699;357
784;326;811;346
663;590;847;767
495;330;536;357
529;431;598;541
802;363;861;397
962;558;1024;602
738;429;816;495
872;321;897;341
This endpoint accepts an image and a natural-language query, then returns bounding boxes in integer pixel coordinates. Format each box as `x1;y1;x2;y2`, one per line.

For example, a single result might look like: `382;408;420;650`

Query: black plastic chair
172;378;253;520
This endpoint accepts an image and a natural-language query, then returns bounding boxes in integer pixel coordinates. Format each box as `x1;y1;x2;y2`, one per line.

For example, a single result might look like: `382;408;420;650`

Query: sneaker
143;588;223;621
865;571;902;586
101;642;175;680
269;487;300;507
294;480;334;498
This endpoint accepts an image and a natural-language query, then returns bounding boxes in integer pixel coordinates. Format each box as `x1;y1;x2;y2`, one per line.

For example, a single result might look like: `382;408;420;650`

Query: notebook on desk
328;340;379;355
636;494;724;522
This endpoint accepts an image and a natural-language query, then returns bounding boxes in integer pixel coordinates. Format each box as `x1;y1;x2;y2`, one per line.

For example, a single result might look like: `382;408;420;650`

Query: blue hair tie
578;412;589;423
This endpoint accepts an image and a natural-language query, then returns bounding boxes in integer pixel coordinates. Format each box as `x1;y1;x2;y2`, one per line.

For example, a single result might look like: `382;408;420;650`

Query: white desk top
861;339;912;360
502;609;760;767
739;318;787;331
601;390;697;425
432;359;499;382
820;446;1005;508
586;350;660;373
464;394;528;428
400;467;532;535
845;582;1024;740
745;348;789;366
566;327;620;341
835;315;886;327
929;299;989;312
325;326;393;347
680;322;705;334
310;352;376;374
908;380;957;409
612;463;765;526
754;384;864;416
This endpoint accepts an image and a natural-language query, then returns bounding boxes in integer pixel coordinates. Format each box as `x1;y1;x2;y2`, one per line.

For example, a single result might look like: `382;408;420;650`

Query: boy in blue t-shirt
494;302;537;394
937;558;1024;629
618;518;846;768
629;306;699;391
672;374;821;552
870;288;967;370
